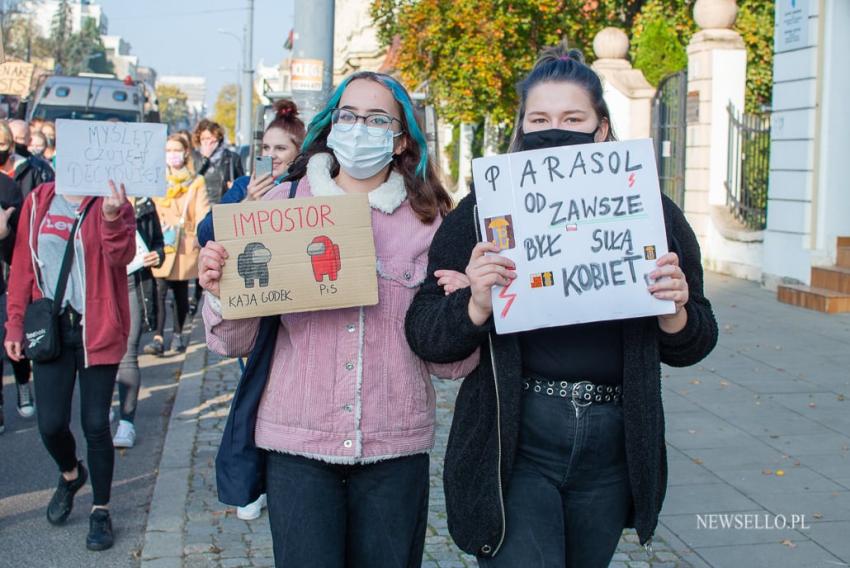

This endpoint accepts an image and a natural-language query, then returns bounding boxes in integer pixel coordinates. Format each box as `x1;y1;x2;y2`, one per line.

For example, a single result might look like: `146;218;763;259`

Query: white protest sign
472;138;675;335
55;119;167;197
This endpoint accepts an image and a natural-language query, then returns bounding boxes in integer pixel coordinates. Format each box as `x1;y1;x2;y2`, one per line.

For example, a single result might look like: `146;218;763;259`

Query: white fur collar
306;152;407;214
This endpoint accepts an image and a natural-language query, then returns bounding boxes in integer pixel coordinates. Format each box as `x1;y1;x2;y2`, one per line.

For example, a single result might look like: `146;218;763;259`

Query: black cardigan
405;192;718;558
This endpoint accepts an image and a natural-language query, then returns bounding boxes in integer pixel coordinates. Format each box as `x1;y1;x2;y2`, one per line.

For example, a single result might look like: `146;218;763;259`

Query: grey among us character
238;242;272;288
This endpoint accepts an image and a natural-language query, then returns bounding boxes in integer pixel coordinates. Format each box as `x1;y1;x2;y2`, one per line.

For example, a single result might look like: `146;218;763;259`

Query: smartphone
254;156;273;179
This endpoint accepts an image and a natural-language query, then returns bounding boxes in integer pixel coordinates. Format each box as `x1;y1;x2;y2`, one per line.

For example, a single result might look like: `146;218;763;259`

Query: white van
28;75;153;123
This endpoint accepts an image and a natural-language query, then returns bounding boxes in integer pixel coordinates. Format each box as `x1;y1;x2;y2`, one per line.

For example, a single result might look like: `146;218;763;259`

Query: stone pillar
684;0;746;241
591;27;655;140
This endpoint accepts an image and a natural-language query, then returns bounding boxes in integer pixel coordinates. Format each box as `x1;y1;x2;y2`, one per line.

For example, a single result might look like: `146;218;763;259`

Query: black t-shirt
519;320;624;386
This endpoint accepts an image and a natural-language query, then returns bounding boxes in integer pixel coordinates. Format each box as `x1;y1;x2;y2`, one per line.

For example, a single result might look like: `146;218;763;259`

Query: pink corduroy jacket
204;153;480;463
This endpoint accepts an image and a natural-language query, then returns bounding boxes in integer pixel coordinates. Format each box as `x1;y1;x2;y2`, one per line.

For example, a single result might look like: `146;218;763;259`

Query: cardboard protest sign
472;138;675;334
0;62;34;96
55;119;167;197
213;194;379;319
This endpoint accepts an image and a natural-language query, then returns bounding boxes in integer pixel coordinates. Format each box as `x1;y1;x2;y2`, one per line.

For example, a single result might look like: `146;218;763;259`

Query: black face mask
15;143;30;158
0;149;9;166
520;127;598;151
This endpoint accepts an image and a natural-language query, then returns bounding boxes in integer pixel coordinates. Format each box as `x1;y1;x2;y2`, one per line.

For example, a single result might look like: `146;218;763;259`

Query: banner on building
290;59;324;91
472;138;675;334
213;194;379;319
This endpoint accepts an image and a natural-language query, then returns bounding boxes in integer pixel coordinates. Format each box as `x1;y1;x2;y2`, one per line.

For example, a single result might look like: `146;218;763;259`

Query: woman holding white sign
405;44;718;567
3;179;135;551
198;71;477;567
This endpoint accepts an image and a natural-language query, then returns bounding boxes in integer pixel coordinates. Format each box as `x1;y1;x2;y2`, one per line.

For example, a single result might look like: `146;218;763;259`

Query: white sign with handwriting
55;119;167;197
472;138;675;334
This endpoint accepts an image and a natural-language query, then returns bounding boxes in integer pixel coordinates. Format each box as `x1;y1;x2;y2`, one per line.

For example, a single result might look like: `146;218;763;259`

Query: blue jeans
480;390;632;568
265;451;429;568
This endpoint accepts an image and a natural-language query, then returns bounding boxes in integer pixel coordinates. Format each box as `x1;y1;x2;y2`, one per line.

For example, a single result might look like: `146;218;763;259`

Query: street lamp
217;28;243;144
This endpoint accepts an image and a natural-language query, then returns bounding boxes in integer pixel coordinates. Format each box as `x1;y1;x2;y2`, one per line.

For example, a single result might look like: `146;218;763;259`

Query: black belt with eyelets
523;377;623;404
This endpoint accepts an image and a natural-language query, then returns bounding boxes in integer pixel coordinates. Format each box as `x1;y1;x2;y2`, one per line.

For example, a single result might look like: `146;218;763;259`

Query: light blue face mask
326;123;397;180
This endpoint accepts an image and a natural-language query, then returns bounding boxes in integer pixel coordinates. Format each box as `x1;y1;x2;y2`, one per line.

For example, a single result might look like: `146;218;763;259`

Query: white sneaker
113;420;136;448
236;494;267;520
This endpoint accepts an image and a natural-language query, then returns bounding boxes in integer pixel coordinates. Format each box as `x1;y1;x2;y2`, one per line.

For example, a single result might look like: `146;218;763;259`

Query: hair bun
536;40;587;67
274;99;299;121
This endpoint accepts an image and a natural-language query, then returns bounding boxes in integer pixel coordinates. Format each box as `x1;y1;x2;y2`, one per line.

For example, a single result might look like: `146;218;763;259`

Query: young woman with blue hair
198;71;477;567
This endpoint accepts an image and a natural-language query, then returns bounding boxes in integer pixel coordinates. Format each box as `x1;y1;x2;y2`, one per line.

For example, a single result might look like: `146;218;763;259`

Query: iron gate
651;71;687;209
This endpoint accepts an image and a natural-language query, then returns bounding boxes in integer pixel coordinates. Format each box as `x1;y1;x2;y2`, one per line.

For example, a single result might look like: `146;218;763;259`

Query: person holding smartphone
195;100;306;249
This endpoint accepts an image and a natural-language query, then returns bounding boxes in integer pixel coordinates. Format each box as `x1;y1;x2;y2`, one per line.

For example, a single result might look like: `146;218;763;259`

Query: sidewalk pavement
141;272;850;568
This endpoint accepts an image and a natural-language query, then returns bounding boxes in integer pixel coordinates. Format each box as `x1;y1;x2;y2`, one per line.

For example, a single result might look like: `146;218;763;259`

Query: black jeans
117;276;143;422
479;390;632;568
0;292;32;406
265;451;430;568
32;310;118;506
154;278;188;338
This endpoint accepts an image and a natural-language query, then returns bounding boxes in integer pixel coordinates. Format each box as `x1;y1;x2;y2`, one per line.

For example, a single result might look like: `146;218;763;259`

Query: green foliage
156;84;190;130
630;0;693;85
62;18;112;75
736;0;774;112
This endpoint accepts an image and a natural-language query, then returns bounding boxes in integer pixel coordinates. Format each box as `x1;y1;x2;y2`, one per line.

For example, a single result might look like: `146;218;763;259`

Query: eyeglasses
331;108;403;136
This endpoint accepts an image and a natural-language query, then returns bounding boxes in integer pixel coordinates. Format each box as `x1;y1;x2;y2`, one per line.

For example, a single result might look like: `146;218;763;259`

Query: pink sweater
204;153;479;463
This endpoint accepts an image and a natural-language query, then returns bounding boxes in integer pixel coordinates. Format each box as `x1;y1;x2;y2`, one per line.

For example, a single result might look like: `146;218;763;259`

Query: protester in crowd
198;72;477;566
113;197;164;448
0;121;54;198
41;121;56;163
187;120;245;314
192;119;245;204
29;131;48;157
0;172;22;434
404;43;719;567
9;119;32;158
3;179;135;551
30;117;45;134
193;99;305;520
0;121;52;420
196;99;306;247
144;135;208;356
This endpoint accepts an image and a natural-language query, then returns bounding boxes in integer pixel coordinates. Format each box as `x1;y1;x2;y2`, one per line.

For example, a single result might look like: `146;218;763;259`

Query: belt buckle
571;381;594;407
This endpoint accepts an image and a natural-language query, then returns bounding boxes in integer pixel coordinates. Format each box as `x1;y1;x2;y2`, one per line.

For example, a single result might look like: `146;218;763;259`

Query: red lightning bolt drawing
498;278;517;318
628;173;636;188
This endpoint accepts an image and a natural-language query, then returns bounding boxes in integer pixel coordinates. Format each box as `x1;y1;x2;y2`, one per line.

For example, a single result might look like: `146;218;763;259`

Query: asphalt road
0;336;185;568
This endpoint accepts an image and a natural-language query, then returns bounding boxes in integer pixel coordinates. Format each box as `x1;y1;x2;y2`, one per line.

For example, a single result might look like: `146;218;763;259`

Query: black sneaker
0;407;5;434
47;461;88;525
17;382;35;418
143;336;164;356
86;508;114;551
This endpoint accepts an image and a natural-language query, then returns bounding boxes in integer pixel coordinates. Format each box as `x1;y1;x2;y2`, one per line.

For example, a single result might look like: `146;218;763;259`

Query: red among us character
307;235;341;282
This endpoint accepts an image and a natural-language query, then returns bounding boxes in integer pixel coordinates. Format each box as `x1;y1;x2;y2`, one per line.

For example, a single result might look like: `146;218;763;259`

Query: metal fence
725;103;771;230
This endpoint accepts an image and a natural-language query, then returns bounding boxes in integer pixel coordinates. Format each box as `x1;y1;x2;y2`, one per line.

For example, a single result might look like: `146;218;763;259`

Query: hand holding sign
103;180;128;221
465;241;517;325
0;206;15;240
199;241;229;298
649;252;690;333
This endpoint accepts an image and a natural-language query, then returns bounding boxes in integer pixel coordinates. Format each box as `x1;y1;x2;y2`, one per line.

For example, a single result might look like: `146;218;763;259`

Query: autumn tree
213;83;238;142
373;0;774;127
156;84;190;130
